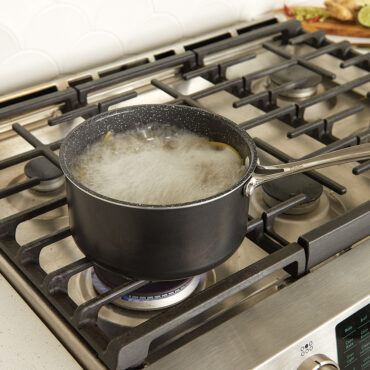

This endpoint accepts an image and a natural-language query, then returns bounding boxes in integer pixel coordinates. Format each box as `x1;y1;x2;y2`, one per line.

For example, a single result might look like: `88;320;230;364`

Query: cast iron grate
0;18;370;369
1;187;368;369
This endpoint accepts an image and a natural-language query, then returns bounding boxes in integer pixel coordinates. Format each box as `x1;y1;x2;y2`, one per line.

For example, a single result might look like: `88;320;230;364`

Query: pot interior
60;104;257;205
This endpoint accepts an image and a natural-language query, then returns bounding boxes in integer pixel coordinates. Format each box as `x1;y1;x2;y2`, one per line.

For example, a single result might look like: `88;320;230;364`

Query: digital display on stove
336;303;369;369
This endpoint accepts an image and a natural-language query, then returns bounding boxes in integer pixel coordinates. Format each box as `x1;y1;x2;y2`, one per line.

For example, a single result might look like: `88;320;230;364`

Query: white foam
72;124;246;205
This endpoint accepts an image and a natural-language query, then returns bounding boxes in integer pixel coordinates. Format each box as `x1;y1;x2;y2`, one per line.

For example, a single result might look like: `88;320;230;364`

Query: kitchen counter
0;273;80;370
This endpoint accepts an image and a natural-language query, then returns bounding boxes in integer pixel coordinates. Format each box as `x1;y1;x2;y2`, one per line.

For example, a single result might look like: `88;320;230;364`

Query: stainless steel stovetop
0;17;369;370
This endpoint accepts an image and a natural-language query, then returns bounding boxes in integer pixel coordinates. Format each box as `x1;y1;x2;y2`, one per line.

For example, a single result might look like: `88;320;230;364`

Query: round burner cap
25;157;64;192
263;173;323;204
25;157;63;181
270;65;322;89
92;270;202;311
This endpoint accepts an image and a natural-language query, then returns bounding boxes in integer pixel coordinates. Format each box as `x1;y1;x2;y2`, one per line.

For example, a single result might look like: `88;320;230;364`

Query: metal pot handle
244;143;370;196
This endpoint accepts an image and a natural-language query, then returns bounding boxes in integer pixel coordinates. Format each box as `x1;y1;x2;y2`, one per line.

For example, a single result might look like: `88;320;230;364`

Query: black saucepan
59;104;370;281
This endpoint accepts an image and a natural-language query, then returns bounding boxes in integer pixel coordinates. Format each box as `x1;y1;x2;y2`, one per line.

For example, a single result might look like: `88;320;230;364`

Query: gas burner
262;174;323;215
6;173;66;219
69;267;216;331
251;74;337;123
24;157;64;192
92;269;203;311
270;65;322;99
249;185;346;242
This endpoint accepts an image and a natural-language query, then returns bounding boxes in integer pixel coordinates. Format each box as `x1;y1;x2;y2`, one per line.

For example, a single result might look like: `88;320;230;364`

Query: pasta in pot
71;123;246;205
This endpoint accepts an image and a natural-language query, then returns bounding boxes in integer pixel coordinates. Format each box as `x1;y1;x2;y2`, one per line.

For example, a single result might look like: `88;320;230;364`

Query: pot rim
59;104;258;209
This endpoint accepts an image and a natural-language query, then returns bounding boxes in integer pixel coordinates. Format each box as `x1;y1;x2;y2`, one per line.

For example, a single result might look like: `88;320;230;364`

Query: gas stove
0;16;369;370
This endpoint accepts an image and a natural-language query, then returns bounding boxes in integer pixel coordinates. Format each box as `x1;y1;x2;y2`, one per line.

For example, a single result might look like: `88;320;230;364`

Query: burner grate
253;138;347;194
48;90;138;127
287;104;364;139
0;182;369;368
76;52;197;104
0;88;78;121
0;191;308;368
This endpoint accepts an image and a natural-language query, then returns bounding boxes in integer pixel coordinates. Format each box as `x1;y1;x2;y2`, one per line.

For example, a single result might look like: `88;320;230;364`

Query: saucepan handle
244;143;370;196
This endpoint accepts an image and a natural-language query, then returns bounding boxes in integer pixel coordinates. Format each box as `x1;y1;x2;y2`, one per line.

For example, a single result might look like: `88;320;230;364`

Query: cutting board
276;7;370;38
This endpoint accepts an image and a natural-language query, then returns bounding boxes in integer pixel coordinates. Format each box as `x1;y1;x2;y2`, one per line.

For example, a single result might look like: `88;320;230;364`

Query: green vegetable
291;7;330;22
358;5;370;27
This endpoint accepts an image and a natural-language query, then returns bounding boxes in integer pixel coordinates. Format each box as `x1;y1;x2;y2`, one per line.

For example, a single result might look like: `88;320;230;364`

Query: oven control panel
336;303;369;369
296;303;369;370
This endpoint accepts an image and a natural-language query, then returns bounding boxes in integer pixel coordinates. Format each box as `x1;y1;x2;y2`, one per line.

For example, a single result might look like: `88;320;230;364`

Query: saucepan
59;104;370;281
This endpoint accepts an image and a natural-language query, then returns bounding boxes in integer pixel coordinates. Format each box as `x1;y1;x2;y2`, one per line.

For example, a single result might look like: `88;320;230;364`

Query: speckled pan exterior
59;104;258;280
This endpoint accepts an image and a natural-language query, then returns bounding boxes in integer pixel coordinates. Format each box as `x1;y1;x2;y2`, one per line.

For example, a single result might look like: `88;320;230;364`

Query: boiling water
71;124;246;205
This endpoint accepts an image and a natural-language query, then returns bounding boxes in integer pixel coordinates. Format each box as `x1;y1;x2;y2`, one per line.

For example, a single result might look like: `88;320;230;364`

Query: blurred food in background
278;2;370;46
325;0;370;22
284;1;370;24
